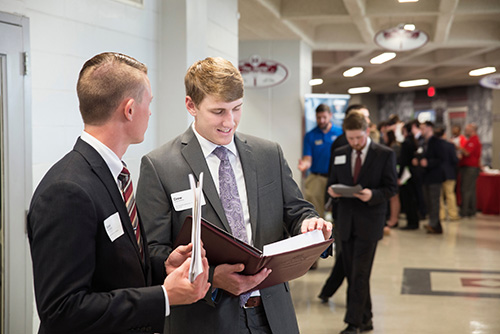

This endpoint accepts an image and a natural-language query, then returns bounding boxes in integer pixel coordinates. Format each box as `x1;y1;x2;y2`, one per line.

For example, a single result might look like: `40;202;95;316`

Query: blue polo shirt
303;124;343;174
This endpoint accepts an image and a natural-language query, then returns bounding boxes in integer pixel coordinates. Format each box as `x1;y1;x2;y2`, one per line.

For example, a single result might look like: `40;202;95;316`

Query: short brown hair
77;52;148;125
185;57;244;107
343;110;368;132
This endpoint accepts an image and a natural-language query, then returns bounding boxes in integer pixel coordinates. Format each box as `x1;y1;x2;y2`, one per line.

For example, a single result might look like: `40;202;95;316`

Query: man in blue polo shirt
299;104;343;219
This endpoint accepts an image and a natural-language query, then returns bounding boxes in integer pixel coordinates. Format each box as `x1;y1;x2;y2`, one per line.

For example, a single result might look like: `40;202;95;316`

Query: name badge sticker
314;139;323;146
334;155;347;165
171;188;206;212
104;212;124;242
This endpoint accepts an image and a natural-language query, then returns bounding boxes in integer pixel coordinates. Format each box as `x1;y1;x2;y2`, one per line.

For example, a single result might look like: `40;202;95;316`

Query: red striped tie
118;164;143;259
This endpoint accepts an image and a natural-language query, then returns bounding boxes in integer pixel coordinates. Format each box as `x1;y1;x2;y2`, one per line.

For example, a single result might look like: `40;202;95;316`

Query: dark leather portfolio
174;216;334;291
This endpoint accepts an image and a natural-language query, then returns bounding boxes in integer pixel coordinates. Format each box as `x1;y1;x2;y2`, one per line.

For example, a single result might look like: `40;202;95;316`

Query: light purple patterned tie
213;146;252;307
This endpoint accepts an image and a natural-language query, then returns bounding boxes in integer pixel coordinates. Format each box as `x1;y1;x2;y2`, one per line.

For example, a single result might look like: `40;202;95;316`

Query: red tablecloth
476;172;500;215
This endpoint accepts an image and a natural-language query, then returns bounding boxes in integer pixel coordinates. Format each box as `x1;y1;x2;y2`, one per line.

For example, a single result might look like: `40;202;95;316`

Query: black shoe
360;319;373;332
400;226;418;230
318;294;329;303
424;224;443;234
340;324;360;334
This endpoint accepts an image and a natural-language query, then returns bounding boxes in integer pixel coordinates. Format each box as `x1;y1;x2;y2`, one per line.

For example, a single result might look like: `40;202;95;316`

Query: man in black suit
418;121;445;234
327;111;398;334
319;104;370;303
28;52;210;334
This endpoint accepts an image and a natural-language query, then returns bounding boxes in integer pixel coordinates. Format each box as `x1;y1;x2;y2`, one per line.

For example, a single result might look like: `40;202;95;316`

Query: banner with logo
304;93;350;133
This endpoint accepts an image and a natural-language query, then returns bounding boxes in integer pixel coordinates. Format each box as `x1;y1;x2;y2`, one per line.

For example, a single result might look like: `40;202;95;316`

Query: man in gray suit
136;57;331;334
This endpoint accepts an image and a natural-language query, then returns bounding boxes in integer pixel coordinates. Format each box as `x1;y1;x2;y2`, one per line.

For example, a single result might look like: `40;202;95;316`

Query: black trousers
320;225;345;297
460;166;479;216
342;238;378;327
423;183;442;229
399;179;420;228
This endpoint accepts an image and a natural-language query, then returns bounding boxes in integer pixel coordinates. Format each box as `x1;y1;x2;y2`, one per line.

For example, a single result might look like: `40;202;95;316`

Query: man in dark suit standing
327;111;398;334
136;57;332;334
418;121;445;234
28;52;210;334
319;104;370;303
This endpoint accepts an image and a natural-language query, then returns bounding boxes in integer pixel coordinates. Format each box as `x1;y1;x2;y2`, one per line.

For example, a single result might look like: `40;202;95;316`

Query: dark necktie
212;146;251;307
353;150;362;183
118;163;143;260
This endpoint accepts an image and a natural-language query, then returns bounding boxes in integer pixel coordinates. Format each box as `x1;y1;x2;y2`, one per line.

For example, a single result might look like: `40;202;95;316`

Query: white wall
0;0;239;332
157;0;239;146
0;0;162;187
239;40;312;185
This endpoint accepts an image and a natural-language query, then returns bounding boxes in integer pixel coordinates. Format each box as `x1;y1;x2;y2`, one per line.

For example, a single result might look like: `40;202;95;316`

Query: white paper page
263;229;325;256
188;173;204;282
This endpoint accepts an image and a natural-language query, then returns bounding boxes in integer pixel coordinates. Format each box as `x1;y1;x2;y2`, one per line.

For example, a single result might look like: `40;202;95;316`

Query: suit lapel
74;138;146;270
234;134;258;239
180;128;231;232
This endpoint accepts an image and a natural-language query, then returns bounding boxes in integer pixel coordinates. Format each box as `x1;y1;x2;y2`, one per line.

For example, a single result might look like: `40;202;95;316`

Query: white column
239;40;312;185
157;0;238;145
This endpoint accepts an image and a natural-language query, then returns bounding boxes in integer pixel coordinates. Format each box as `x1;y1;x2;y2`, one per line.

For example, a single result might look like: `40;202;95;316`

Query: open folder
174;216;334;292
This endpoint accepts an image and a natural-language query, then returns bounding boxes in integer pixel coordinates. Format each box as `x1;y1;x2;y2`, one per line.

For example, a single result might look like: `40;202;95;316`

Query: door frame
0;11;33;334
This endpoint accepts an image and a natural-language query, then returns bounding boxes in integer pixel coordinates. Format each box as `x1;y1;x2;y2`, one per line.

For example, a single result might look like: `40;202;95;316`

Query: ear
185;96;197;117
123;98;135;121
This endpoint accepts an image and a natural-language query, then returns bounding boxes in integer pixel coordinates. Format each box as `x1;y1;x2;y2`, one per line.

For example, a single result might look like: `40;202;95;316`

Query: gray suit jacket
136;126;317;334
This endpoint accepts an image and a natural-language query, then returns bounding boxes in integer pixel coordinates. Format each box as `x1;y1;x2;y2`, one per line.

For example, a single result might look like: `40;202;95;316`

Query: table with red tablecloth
475;172;500;215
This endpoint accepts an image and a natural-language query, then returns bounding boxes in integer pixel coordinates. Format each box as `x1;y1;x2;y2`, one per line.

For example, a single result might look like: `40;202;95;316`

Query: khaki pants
304;173;328;218
440;179;459;220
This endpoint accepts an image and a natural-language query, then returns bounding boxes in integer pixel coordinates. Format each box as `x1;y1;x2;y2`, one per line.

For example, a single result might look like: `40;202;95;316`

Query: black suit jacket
441;139;459;180
422;136;445;184
28;138;166;334
327;141;398;241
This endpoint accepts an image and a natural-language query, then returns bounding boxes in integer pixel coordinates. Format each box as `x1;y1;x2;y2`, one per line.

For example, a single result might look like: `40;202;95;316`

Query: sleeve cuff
161;285;170;317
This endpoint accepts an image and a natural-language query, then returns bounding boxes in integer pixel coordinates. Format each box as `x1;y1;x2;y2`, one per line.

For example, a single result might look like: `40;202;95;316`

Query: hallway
291;213;500;334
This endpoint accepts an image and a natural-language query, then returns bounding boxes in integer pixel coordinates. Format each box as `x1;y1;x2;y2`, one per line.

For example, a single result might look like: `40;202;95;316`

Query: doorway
0;12;33;334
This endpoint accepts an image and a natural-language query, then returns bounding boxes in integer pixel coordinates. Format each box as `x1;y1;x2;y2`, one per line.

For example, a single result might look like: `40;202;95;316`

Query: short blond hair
184;57;244;107
77;52;148;125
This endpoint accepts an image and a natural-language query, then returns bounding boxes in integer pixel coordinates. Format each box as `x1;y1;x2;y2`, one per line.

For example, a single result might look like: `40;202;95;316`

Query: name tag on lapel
171;188;206;212
104;212;124;242
334;155;347;165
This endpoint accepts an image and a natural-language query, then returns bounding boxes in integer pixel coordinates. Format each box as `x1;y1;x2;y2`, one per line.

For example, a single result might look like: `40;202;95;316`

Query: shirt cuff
161;285;170;317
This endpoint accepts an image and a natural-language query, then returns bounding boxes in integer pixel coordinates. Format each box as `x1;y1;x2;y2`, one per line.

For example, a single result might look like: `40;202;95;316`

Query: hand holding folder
174;217;334;292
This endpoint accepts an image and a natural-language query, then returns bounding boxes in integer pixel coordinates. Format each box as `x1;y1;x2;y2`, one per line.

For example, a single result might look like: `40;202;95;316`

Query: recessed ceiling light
348;87;371;94
309;78;324;86
343;67;364;77
469;67;496;77
370;52;396;64
404;24;415;31
398;79;429;88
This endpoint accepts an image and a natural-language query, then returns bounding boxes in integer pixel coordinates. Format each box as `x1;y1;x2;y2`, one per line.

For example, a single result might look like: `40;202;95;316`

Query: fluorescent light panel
399;0;418;2
399;79;429;88
370;52;396;64
309;78;323;86
343;67;364;77
469;67;496;76
348;87;371;94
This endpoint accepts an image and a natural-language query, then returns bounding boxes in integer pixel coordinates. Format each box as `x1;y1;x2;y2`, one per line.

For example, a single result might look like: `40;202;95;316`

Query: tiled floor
290;213;500;334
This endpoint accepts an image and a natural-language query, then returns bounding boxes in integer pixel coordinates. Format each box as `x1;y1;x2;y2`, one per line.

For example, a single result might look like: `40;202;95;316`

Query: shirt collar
354;136;371;156
191;122;238;158
80;130;123;183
